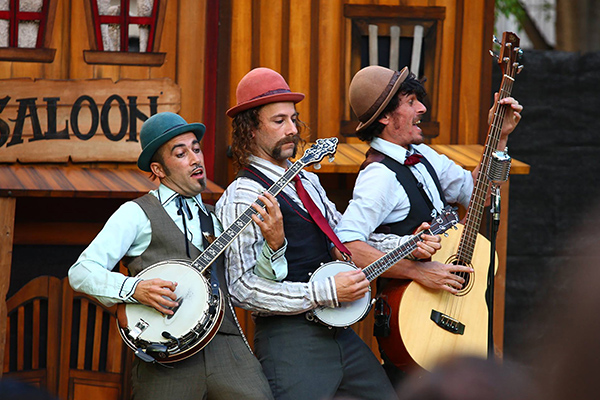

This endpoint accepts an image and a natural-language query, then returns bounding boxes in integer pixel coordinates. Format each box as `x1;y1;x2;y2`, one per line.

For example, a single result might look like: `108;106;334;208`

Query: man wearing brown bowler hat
335;66;523;385
216;67;440;399
69;112;276;399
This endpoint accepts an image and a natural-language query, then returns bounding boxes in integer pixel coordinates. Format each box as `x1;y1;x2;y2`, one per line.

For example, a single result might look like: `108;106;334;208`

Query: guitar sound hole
451;260;472;293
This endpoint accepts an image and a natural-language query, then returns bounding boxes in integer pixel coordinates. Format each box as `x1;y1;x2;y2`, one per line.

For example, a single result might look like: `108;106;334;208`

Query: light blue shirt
336;137;473;243
69;184;283;307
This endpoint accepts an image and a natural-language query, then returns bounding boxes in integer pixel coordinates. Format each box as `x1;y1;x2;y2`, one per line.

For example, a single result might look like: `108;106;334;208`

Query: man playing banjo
215;67;441;400
69;112;277;399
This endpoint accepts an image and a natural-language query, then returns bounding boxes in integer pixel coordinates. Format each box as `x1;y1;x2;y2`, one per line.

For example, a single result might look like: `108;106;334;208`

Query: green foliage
495;0;527;22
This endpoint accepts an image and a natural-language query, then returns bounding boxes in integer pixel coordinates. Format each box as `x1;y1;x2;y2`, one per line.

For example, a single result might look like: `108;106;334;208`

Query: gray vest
122;194;239;335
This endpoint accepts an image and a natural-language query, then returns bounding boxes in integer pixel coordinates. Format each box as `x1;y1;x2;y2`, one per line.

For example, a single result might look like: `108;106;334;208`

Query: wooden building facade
0;1;529;399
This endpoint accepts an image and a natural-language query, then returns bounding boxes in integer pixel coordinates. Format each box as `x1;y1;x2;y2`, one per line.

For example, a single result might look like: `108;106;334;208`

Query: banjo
118;138;340;363
308;206;458;328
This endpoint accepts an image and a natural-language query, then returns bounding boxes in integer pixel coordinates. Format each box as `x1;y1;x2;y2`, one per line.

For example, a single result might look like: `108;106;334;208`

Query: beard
271;135;299;160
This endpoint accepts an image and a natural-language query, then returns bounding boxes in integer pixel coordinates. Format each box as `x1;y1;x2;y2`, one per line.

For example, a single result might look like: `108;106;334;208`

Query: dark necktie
404;153;423;166
175;195;193;257
292;175;351;257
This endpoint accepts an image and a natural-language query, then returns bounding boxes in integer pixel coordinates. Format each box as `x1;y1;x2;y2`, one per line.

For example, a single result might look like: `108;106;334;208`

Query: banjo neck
363;206;458;282
190;138;339;274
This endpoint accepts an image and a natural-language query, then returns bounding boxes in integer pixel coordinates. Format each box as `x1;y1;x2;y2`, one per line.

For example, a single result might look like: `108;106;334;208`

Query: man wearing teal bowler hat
69;112;280;399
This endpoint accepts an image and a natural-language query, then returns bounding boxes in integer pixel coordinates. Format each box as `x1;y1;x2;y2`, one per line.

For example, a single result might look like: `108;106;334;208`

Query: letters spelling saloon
0;94;160;148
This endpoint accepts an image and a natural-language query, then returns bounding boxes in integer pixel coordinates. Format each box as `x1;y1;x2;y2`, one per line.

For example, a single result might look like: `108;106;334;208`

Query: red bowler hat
227;67;305;118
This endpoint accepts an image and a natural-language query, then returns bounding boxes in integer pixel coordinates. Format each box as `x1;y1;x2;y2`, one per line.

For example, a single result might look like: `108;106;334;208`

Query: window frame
342;4;446;140
83;0;167;66
0;0;57;63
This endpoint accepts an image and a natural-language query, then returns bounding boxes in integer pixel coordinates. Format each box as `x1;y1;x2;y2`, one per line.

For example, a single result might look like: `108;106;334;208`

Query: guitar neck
191;161;306;274
457;65;516;264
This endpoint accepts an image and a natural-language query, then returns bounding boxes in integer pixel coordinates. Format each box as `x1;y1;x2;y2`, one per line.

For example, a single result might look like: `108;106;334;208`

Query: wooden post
0;197;16;376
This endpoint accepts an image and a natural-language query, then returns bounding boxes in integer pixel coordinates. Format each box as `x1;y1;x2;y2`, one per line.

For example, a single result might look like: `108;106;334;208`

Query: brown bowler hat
227;67;305;117
349;66;409;132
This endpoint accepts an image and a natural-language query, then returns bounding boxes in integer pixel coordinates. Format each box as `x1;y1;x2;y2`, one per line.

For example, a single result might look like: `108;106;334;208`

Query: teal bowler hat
137;112;206;172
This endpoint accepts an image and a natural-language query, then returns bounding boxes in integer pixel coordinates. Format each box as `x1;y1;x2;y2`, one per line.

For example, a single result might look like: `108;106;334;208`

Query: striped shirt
215;155;405;316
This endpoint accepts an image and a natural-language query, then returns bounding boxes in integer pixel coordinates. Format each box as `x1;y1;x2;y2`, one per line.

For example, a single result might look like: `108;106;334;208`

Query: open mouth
191;167;204;178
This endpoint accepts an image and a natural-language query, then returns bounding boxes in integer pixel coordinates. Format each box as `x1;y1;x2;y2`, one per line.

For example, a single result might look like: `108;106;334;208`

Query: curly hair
356;72;427;142
231;106;307;171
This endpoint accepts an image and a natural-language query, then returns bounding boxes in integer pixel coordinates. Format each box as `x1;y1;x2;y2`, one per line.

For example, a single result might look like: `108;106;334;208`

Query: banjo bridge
430;310;465;335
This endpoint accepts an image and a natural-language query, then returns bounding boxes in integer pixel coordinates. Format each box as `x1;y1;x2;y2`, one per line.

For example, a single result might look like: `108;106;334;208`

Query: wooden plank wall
223;0;495;183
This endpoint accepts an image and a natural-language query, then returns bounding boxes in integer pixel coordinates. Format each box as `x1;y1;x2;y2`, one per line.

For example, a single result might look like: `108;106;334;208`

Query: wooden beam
0;197;16;377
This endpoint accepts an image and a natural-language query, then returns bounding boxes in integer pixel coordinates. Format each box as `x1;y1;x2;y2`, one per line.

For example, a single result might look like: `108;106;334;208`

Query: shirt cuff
120;277;143;303
254;239;288;281
310;276;339;308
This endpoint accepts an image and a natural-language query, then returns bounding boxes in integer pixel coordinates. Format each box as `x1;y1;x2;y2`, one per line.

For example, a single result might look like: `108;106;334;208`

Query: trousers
254;314;398;400
131;333;273;400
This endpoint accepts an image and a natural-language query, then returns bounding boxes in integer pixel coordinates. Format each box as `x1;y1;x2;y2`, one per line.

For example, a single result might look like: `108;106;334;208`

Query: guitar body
309;261;372;327
118;260;224;363
378;223;498;371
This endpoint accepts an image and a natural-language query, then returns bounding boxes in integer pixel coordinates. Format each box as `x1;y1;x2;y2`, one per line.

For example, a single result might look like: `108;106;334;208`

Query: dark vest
122;194;239;335
237;166;333;282
361;147;447;236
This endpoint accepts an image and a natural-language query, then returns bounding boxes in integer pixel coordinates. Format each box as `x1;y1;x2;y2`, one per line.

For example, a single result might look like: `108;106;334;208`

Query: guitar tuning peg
313;163;321;170
453;225;458;230
444;233;449;237
493;35;501;45
328;155;335;163
517;65;524;74
489;50;499;60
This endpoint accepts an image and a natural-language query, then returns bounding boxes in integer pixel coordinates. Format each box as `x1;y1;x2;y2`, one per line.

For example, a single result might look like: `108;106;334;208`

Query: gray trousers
131;333;273;400
254;315;398;400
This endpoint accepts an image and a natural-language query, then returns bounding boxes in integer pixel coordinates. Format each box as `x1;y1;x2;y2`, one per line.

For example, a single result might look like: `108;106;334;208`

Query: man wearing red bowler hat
214;68;443;399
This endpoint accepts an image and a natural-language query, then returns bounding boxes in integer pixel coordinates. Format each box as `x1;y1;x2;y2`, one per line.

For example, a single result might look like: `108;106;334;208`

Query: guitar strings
441;59;515;328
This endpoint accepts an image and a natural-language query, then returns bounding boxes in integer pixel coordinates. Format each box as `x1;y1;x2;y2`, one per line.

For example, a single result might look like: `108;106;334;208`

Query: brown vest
122;194;239;335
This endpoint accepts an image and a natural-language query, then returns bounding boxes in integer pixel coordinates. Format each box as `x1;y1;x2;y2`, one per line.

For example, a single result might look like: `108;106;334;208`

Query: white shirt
336;137;473;243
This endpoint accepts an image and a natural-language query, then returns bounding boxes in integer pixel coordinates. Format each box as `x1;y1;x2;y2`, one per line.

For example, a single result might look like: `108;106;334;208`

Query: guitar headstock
299;137;339;166
491;31;523;78
428;206;459;236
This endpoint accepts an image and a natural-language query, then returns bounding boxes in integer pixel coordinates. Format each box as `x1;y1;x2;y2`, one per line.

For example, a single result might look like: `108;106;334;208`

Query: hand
488;93;523;138
411;222;441;259
334;269;370;303
251;192;285;251
133;278;178;315
412;261;474;294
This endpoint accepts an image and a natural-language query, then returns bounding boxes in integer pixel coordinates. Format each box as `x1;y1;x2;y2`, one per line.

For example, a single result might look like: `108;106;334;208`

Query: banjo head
124;260;214;345
310;261;372;327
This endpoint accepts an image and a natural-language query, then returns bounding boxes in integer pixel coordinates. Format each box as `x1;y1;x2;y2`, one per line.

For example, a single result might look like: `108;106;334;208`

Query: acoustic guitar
377;32;523;371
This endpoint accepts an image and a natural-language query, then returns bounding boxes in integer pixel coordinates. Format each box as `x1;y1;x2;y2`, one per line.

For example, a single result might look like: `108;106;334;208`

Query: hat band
358;71;401;123
250;88;292;100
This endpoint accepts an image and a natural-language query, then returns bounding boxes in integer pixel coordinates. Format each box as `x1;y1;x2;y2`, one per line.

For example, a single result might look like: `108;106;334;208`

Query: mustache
276;135;300;146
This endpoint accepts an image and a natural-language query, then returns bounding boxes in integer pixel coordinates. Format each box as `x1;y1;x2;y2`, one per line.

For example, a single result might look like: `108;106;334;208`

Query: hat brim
356;67;409;132
137;123;205;172
227;92;305;117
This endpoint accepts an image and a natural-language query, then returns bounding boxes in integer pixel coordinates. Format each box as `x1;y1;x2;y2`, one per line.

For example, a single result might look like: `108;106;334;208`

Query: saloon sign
0;78;180;163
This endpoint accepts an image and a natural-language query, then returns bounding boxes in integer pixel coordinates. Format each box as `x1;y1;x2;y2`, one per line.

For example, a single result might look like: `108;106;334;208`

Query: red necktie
404;153;423;166
292;175;352;257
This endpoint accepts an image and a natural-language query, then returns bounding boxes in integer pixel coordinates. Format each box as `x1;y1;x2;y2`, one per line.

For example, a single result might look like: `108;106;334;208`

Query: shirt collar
248;155;293;174
154;184;209;216
370;137;418;164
